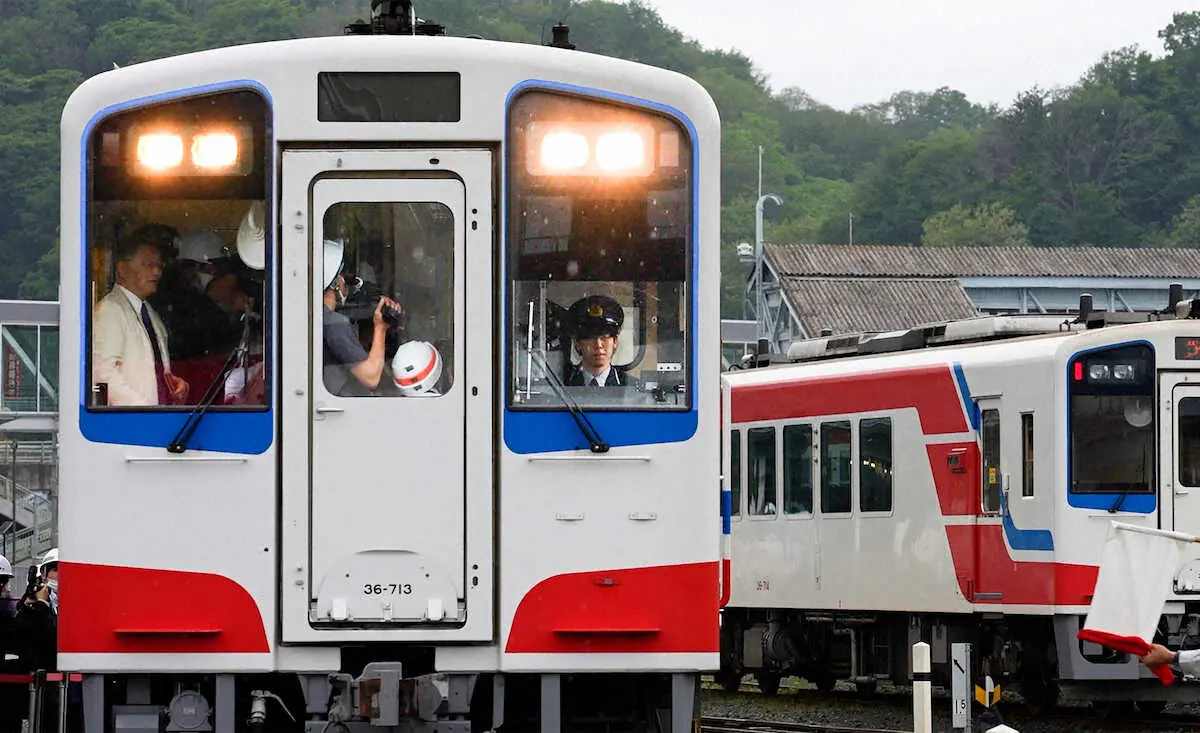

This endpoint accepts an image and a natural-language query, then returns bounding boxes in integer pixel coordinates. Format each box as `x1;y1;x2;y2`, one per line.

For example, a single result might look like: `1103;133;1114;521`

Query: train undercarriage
71;650;698;733
718;607;1200;709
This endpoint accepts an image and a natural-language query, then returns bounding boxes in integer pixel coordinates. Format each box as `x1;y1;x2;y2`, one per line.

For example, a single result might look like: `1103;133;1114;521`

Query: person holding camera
320;240;402;397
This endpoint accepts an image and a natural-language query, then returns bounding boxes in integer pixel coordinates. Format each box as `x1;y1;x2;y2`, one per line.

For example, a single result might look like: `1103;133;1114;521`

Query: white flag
1080;522;1192;684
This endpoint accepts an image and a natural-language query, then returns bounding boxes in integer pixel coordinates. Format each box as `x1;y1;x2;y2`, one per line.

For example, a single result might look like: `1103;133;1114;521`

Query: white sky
642;0;1200;110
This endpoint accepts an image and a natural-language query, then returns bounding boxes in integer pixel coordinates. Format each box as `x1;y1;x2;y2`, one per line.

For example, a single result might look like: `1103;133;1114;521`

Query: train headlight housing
1088;364;1111;381
524;122;656;178
128;124;251;176
1112;364;1136;381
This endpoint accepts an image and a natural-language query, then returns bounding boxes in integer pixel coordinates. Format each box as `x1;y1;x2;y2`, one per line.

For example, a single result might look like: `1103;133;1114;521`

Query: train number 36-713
363;583;414;595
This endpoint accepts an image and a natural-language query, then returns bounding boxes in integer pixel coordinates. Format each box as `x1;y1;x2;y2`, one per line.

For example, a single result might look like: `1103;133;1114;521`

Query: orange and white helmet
391;340;442;396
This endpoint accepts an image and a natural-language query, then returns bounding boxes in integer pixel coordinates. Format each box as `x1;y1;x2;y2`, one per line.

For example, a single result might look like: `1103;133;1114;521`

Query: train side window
1021;413;1035;497
981;408;1001;513
820;421;851;514
730;429;742;517
747;426;776;516
783;424;813;514
859;417;892;512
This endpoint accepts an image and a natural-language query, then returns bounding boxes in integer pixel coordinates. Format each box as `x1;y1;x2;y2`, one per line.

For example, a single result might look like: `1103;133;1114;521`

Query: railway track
700;716;906;733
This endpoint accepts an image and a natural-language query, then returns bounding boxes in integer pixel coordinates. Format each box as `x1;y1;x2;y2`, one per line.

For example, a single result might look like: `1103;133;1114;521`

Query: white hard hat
236;201;266;270
38;547;58;571
323;239;345;291
176;230;226;264
0;554;11;578
391;341;442;396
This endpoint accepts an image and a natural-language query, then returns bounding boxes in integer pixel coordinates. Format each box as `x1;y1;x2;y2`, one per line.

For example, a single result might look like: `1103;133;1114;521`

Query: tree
921;203;1030;247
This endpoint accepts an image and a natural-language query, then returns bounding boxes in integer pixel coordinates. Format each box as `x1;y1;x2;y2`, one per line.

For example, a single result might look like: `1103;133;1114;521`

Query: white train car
720;299;1200;708
55;5;722;733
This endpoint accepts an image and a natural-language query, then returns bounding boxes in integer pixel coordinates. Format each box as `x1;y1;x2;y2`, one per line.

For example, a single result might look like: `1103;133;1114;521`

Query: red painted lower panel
59;562;269;654
945;526;1098;606
506;562;720;654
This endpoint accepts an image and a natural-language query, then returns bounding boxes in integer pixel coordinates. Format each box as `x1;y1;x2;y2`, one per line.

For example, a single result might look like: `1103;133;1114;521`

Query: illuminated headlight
596;131;646;173
192;132;239;169
539;131;589;171
136;133;184;171
1112;364;1136;381
1088;364;1111;381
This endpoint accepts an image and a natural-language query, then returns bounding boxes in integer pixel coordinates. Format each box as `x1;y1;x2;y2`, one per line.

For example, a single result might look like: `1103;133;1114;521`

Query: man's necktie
592;377;601;387
140;303;172;405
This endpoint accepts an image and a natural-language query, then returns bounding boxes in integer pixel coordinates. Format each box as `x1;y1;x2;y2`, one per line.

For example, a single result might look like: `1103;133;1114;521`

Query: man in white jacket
93;235;189;406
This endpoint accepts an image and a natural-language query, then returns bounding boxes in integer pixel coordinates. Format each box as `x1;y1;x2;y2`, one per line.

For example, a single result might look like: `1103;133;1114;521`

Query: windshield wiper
167;313;253;453
1108;493;1129;514
528;350;609;453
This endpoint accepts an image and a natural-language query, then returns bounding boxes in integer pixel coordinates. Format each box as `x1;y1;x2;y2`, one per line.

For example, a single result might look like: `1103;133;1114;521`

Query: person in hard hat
564;295;634;387
12;548;58;673
321;239;403;396
150;229;249;366
93;230;190;406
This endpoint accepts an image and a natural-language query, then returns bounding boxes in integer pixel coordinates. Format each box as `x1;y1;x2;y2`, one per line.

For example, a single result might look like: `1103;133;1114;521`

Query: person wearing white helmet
322;239;403;396
11;547;58;673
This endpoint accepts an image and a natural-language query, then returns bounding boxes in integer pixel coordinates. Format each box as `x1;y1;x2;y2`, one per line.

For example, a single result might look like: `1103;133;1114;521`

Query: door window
319;202;455;398
747;427;776;516
981;408;1001;513
820;421;852;514
783;424;813;514
1180;397;1200;488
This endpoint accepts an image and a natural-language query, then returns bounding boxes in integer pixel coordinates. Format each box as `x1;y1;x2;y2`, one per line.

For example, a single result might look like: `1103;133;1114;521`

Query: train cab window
747;427;776;516
85;89;269;411
730;429;742;517
859;417;892;512
1021;413;1035;497
1178;398;1200;488
1069;344;1155;494
820;421;851;514
506;91;692;411
783;424;813;514
981;409;1001;513
319;203;455;397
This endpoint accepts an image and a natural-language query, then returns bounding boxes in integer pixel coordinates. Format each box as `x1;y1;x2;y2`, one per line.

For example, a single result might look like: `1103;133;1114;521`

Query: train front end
57;30;720;733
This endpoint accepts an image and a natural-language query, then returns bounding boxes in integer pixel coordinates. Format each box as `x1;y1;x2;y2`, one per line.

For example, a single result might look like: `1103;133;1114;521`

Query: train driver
321;239;402;396
565;294;633;387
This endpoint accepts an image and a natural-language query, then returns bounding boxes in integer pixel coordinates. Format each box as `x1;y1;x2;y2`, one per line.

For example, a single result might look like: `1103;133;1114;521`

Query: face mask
46;578;58;592
194;271;214;292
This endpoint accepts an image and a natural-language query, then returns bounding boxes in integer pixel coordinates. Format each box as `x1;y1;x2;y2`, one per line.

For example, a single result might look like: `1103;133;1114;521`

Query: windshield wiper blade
1109;493;1129;514
168;314;251;453
529;350;609;453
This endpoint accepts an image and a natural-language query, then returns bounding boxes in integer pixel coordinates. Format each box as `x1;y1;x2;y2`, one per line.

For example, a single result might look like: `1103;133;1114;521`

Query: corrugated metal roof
781;277;979;336
766;243;1200;278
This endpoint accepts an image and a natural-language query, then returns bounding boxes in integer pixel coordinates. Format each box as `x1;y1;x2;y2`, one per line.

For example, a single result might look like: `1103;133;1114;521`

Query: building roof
766;243;1200;279
781;277;979;336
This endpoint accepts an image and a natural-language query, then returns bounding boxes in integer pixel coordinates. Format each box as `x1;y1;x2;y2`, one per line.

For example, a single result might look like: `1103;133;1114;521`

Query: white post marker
951;642;971;730
913;641;932;733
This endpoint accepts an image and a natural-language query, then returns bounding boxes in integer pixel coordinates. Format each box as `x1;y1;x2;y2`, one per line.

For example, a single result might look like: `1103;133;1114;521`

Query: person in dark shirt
564;294;633;387
320;239;401;396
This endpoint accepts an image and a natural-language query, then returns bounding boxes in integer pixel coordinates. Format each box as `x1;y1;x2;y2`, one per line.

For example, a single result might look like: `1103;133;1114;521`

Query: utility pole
755;193;783;342
849;211;854;246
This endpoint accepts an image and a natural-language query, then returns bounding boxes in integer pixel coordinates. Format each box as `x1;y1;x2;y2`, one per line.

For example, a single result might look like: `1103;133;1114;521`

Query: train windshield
84;89;269;411
1069;344;1155;494
506;91;692;410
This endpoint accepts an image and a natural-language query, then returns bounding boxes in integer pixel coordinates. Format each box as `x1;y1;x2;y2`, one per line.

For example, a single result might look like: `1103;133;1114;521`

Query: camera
339;277;406;332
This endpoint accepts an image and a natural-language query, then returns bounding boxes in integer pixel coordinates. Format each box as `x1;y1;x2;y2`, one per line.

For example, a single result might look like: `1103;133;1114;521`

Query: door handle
315;404;344;416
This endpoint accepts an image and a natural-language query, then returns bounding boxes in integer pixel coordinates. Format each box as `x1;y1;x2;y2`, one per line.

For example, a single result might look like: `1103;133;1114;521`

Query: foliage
921;203;1030;247
3;1;1200;316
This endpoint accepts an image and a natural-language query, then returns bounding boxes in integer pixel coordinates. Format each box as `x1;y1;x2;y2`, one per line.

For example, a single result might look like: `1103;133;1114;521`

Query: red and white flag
1078;522;1197;684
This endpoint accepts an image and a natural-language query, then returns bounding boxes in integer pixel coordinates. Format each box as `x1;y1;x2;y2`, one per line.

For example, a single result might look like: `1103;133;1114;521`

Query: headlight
525;122;655;177
136;133;184;171
191;132;240;169
1088;364;1111;381
1112;364;1136;381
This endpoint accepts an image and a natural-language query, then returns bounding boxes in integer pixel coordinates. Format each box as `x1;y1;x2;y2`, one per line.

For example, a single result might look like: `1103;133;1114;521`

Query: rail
701;716;905;733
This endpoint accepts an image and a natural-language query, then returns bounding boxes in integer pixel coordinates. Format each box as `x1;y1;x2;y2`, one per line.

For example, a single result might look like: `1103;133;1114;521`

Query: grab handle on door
315;403;344;419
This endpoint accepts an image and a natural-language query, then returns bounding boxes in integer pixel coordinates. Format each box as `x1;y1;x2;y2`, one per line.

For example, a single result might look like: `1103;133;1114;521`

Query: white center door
280;149;494;642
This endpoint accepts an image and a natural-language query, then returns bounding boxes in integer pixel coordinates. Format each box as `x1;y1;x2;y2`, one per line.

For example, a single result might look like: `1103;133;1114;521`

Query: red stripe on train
731;366;968;435
59;562;269;654
506;562;720;654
